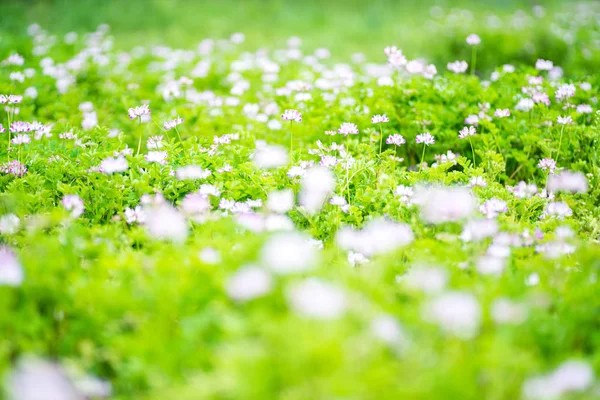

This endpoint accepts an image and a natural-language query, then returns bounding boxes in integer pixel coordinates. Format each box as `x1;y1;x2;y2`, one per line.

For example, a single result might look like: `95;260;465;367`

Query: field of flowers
1;1;600;399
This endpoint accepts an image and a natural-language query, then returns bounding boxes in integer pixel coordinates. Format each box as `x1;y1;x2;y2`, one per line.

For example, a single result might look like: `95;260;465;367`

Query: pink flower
62;195;84;218
415;133;435;145
319;155;338;167
145;151;168;165
11;134;30;145
556;116;573;125
371;114;389;124
458;126;476;139
337;122;359;136
386;134;405;146
1;160;27;177
388;51;407;69
537;158;556;173
532;92;550;106
535;59;553;71
0;124;4;133
494;109;511;118
128;104;151;120
9;122;32;133
164;118;183;131
281;109;302;122
466;34;481;46
555;84;576;102
447;61;468;74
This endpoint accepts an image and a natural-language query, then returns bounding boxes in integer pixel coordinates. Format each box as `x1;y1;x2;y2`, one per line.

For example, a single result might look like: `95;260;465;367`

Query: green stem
378;124;383;155
468;137;476;168
555;124;565;164
7;110;12;162
345;157;350;201
136;117;142;155
419;144;426;171
289;121;293;159
471;47;477;75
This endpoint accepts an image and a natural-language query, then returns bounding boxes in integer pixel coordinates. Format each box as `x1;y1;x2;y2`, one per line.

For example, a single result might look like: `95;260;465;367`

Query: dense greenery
0;1;599;399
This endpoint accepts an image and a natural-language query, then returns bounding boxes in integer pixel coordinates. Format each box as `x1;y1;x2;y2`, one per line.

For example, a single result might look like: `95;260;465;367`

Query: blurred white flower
226;265;272;301
287;278;347;320
261;232;318;274
424;292;481;339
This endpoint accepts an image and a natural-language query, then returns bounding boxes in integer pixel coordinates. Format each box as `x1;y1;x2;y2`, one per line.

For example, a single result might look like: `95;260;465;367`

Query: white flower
515;98;535;112
336;218;413;257
576;104;592;114
300;166;335;214
466;34;481;46
253;144;289;169
556;115;573;125
413;186;475;224
199;247;221;264
0;214;21;235
399;265;448;294
6;357;82;400
99;156;128;174
0;247;23;286
469;176;487;188
424;292;481;339
371;114;389;124
491;298;528;325
542;202;572;219
145;151;167;165
175;165;211;180
226;265;272;301
371;314;406;346
415;133;435;145
494;108;510;118
447;60;468;73
281;109;302;122
523;360;594;399
555;84;576;102
124;206;145;225
267;189;295;214
458;126;476;139
127;104;150;120
163;117;183;131
348;251;369;266
287;278;347;320
144;203;188;242
535;59;554;71
479;198;508;219
261;232;318;274
337;122;359;136
61;195;84;218
547;171;588;193
460;219;498;242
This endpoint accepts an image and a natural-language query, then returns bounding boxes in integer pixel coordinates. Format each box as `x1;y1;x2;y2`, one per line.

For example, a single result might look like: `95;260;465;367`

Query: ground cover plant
0;1;600;399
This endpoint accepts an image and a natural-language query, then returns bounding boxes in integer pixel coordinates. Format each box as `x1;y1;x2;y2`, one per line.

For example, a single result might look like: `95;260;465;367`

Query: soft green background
0;0;589;71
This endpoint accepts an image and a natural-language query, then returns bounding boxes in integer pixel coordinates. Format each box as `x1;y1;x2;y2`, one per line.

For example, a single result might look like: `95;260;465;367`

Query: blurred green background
0;0;598;74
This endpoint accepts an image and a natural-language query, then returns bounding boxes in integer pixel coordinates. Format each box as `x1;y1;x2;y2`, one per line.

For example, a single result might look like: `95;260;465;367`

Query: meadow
0;0;599;399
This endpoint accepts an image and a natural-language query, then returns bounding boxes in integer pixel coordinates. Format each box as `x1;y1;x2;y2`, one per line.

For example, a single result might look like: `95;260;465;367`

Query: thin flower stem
346;162;350;200
7;110;12;161
289;121;293;158
555;124;566;164
174;126;183;144
378;124;383;155
136;117;142;155
471;47;477;75
419;144;426;171
468;137;476;168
